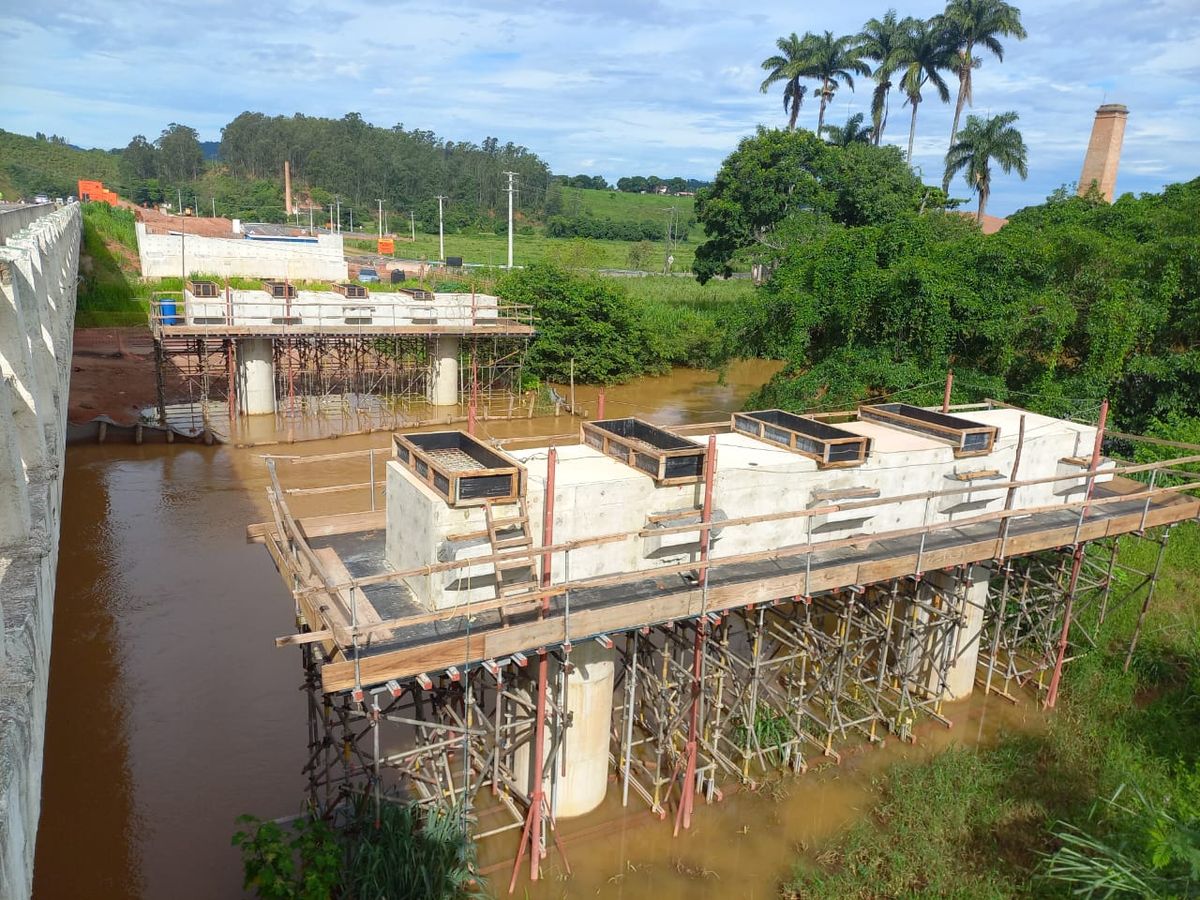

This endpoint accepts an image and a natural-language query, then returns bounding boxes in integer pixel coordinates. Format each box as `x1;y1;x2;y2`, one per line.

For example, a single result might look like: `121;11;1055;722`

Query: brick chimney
1077;104;1129;202
284;160;293;217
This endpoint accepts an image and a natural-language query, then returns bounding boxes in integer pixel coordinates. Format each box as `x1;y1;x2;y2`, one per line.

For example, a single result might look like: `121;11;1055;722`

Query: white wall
0;203;80;900
135;223;348;280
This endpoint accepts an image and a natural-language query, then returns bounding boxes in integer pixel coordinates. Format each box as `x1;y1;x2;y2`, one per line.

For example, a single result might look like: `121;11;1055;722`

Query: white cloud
0;0;1197;213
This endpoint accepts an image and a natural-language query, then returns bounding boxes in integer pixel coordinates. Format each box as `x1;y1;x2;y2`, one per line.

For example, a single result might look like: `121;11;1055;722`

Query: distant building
77;179;119;205
1078;104;1129;202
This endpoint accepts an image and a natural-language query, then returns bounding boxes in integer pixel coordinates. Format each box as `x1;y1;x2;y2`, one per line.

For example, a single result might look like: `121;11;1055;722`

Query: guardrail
148;291;535;338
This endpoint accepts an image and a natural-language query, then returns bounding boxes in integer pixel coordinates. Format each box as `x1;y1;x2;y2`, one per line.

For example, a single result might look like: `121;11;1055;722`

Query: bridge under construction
249;397;1200;891
149;280;534;436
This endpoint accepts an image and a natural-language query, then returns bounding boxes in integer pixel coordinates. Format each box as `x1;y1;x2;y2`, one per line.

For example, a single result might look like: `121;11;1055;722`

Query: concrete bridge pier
916;565;990;701
515;642;615;819
237;338;276;416
428;335;459;407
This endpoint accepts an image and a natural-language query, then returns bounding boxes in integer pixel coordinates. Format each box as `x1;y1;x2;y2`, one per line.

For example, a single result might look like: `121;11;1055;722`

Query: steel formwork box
858;403;998;457
399;287;434;301
392;431;525;507
581;418;706;484
262;279;297;299
733;409;870;467
332;282;369;299
185;279;220;298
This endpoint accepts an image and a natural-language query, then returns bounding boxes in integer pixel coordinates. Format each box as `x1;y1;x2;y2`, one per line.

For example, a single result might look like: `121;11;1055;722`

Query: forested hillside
0;130;118;200
216;111;553;229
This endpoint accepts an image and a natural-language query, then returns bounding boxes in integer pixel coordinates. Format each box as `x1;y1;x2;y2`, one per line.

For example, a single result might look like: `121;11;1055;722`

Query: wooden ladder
484;499;538;612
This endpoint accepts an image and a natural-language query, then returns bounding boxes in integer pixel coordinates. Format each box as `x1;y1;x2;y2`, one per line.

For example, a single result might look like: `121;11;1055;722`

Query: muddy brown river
32;361;1043;898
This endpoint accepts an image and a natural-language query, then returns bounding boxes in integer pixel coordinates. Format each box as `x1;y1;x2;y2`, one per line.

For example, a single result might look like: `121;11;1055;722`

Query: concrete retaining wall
0;203;80;899
135;222;348;280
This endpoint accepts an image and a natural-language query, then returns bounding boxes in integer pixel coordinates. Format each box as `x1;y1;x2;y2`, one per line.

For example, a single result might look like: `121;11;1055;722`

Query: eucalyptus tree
941;0;1028;189
857;10;911;146
760;33;812;131
805;30;872;134
896;17;955;164
943;110;1028;221
822;113;874;146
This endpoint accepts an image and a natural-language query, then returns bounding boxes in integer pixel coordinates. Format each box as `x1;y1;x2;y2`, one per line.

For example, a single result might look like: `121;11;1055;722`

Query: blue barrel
160;301;181;325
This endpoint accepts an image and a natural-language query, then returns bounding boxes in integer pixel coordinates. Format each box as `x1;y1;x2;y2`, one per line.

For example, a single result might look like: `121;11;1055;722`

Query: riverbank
68;328;156;425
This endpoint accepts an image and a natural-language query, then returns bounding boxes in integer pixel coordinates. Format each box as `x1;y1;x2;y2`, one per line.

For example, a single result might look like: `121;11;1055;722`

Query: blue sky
1;0;1197;215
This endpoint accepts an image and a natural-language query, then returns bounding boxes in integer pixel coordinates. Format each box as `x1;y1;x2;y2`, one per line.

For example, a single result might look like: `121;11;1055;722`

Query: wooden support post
1046;399;1107;708
942;368;954;413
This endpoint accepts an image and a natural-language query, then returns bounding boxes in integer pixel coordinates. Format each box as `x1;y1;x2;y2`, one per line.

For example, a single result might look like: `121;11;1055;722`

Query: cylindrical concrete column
515;642;614;819
428;335;459;407
237;338;276;415
944;566;989;700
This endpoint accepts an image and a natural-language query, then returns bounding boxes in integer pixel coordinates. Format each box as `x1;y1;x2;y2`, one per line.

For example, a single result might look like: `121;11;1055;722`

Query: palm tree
822;113;874;146
896;17;955;164
760;33;811;131
858;10;911;145
941;0;1028;189
943;111;1028;221
805;30;871;134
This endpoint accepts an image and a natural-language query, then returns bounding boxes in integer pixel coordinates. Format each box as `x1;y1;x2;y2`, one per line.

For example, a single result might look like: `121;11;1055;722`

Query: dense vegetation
728;176;1200;436
234;801;484;899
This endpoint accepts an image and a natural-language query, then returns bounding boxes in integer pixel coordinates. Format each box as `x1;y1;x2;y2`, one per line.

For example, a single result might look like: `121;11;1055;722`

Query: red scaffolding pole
675;435;716;836
510;448;557;891
1046;399;1108;708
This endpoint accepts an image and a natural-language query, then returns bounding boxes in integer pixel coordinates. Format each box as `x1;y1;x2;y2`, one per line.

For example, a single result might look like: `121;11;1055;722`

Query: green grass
559;186;695;221
76;204;157;328
782;523;1200;899
348;231;699;272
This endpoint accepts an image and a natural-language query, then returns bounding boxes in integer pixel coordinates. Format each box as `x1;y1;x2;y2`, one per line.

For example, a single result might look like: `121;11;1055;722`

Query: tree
804;30;871;134
760;33;811;131
822;113;874;147
943;111;1028;221
940;0;1028;190
117;135;158;194
497;264;658;382
896;18;955;164
858;10;912;145
691;128;926;282
156;123;204;184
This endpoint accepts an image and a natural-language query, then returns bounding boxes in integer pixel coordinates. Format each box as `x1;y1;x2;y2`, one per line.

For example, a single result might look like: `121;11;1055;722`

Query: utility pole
329;203;334;232
308;206;313;235
349;207;354;232
377;198;383;236
435;195;447;262
211;197;216;218
504;171;517;269
335;196;341;233
409;211;415;242
177;187;186;286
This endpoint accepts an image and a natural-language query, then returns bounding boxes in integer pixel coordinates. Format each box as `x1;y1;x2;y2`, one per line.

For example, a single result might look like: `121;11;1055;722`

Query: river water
32;360;1042;899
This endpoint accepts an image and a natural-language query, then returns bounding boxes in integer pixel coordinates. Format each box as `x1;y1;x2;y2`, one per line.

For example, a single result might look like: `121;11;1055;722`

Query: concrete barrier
0;202;80;900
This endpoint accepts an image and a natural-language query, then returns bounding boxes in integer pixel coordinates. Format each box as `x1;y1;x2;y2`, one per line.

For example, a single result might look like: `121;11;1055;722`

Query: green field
348;231;698;272
559;186;696;221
